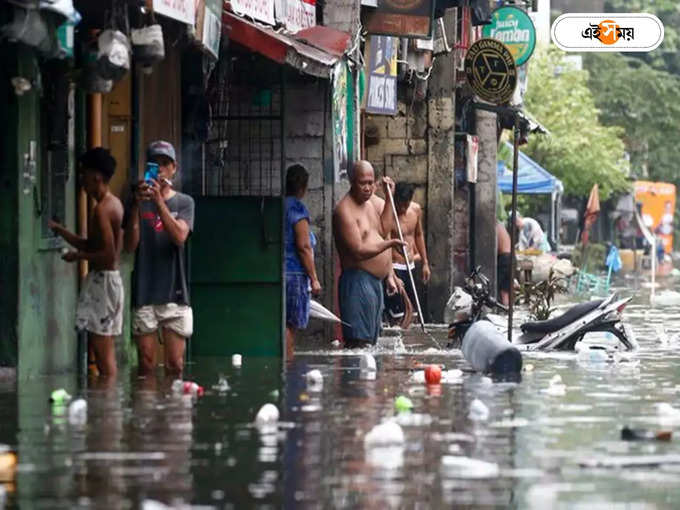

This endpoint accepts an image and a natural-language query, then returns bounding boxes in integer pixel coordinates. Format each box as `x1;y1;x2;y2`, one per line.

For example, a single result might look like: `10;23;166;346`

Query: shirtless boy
384;183;430;322
50;148;124;376
333;161;405;348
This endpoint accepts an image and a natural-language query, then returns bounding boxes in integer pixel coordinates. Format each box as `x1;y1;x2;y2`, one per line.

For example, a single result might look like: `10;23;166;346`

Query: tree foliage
584;52;680;185
522;46;630;200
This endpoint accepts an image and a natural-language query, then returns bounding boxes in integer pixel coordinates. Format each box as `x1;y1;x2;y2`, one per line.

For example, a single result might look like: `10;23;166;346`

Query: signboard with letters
464;38;517;105
152;0;196;25
363;0;435;39
195;0;222;58
365;35;398;116
230;0;276;26
482;6;536;66
278;0;316;32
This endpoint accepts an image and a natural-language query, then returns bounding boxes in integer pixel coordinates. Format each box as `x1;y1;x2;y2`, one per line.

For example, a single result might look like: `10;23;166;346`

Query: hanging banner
332;63;349;182
634;181;676;254
152;0;196;25
278;0;316;32
230;0;276;26
482;6;536;66
364;0;435;39
365;36;398;116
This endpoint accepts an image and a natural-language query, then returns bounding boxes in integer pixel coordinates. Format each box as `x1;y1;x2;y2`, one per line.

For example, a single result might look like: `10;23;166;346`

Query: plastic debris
655;402;680;417
440;456;499;478
364;421;405;447
171;379;184;394
543;375;567;396
305;369;323;392
68;398;87;426
408;371;426;384
49;388;71;405
621;426;672;441
523;364;534;372
394;395;414;413
183;382;204;397
331;339;342;348
232;354;242;367
425;364;442;384
255;403;279;425
212;376;230;392
360;353;377;372
468;399;489;421
441;369;464;384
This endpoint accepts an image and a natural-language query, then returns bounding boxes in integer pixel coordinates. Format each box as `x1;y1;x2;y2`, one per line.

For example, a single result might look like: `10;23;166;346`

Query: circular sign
482;6;536;66
464;38;517;105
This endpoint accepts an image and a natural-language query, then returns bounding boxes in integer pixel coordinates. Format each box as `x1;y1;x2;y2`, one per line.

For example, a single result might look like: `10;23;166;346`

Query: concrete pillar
474;109;498;294
425;8;457;322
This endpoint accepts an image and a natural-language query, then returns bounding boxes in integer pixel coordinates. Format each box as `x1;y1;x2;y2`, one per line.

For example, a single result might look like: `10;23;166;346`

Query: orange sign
634;181;676;253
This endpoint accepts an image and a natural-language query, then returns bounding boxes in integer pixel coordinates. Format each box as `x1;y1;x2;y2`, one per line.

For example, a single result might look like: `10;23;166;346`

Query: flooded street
3;277;680;509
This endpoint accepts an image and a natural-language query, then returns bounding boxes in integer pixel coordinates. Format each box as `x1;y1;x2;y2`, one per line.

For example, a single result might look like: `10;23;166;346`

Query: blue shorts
286;273;310;330
339;268;383;344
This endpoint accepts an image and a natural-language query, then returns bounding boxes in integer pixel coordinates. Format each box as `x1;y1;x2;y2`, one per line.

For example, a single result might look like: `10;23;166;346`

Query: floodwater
3;276;680;508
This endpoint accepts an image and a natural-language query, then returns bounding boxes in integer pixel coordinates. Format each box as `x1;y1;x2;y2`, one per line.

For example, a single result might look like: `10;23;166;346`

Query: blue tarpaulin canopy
497;142;563;195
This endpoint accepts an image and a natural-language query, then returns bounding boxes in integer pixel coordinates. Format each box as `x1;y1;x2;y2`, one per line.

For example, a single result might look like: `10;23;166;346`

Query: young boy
49;148;124;377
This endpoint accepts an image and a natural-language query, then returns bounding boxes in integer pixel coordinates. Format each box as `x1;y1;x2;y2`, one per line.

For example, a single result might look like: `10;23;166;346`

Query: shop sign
365;36;398;116
278;0;316;33
364;0;435;39
197;0;222;58
464;38;517;105
231;0;276;26
482;6;536;66
152;0;196;25
332;62;349;182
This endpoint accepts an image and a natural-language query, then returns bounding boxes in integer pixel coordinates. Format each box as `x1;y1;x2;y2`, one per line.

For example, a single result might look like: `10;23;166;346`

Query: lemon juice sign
482;6;536;66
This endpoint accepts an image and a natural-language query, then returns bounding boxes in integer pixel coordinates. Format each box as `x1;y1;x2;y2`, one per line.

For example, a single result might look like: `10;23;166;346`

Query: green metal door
190;197;283;356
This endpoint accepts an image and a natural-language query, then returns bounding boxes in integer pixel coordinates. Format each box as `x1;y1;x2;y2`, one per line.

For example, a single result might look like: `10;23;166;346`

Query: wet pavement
3;276;680;508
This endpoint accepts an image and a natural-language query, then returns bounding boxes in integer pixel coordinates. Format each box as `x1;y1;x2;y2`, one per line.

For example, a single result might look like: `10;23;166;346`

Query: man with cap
124;140;195;376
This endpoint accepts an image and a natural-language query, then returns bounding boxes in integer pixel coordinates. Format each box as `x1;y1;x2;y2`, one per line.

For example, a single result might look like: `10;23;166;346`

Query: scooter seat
520;299;604;335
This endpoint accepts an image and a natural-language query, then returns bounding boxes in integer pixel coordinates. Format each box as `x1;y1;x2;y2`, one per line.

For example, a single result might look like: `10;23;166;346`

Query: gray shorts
133;303;193;338
76;270;124;336
339;268;384;344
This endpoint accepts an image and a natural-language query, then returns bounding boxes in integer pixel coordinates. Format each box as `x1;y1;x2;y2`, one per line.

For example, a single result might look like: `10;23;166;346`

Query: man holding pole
384;183;430;323
333;161;405;348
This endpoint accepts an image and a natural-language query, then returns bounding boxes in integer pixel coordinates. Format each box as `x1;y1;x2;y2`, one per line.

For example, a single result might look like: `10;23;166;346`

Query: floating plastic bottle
68;399;88;426
468;399;489;421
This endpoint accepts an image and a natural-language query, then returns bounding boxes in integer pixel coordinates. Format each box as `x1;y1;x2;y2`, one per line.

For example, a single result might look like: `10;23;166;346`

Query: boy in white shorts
50;148;124;377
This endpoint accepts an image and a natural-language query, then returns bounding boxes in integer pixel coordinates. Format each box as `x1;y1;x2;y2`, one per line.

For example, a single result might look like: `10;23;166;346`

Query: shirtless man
496;221;512;306
49;147;124;376
333;161;405;348
383;183;430;322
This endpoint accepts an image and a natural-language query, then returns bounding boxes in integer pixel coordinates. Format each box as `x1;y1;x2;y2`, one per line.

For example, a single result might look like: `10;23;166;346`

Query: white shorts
76;270;124;337
133;303;193;338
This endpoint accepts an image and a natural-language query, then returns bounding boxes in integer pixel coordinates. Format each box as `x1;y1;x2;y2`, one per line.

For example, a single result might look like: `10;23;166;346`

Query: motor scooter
445;268;638;358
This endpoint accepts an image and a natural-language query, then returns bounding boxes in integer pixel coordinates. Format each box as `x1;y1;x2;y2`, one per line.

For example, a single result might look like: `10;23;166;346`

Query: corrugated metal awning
223;12;350;78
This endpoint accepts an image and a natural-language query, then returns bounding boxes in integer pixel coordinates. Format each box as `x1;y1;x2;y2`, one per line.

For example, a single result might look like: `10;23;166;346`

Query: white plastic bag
131;24;164;65
96;29;130;81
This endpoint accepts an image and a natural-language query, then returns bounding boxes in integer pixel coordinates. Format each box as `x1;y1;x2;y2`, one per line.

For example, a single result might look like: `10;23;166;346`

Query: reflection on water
3;279;680;507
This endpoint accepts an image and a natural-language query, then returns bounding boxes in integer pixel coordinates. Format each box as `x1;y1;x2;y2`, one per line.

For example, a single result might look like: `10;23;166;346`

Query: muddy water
2;278;680;508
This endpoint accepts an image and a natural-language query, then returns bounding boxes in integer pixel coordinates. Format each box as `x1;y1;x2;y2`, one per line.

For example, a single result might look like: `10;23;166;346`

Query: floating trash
232;354;242;367
68;399;87;426
331;339;341;348
408;371;426;384
364;421;404;447
183;382;204;397
360;353;377;372
49;389;71;405
212;376;230;392
440;456;499;478
255;403;280;426
305;369;323;392
468;399;489;421
394;395;413;413
425;364;442;384
621;426;672;441
523;364;534;373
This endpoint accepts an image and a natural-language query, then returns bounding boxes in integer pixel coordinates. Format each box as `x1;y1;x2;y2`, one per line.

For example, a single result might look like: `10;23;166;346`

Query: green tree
522;45;630;200
584;52;680;184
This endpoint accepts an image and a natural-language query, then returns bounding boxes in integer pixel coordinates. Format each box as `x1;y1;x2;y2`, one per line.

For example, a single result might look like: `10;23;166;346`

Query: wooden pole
508;114;520;343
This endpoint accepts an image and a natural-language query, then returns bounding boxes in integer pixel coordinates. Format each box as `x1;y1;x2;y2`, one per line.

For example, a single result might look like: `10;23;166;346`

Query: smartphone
144;162;159;183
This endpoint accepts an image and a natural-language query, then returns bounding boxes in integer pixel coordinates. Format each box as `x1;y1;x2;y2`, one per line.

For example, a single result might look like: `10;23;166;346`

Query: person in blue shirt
285;164;322;357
